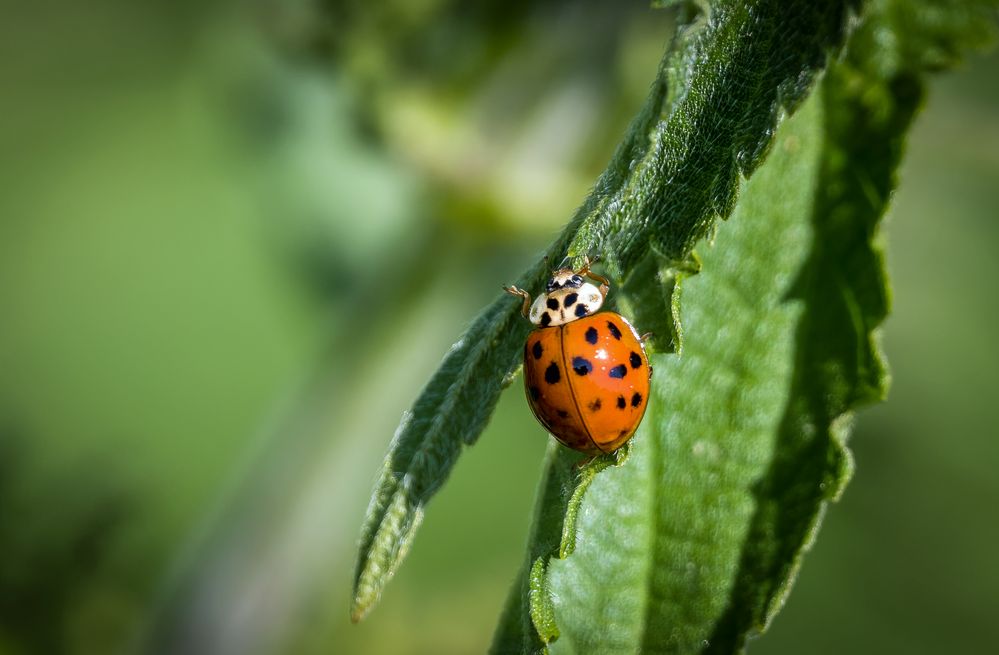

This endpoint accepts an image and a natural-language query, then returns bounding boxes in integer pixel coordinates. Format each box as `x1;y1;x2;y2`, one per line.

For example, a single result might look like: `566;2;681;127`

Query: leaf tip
350;576;380;624
350;570;381;623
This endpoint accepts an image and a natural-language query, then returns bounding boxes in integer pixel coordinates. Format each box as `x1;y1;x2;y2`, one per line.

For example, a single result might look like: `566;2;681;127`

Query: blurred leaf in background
0;0;997;654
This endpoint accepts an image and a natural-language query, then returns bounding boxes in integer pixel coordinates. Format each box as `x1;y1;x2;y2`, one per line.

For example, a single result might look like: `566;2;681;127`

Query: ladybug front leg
576;256;610;298
503;285;532;318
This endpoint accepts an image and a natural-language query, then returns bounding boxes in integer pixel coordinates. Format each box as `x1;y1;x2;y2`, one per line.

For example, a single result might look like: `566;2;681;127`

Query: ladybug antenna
554;254;571;272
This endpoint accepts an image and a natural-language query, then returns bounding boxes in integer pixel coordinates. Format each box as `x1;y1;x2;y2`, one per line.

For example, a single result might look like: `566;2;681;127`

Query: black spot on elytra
572;357;593;376
585;326;598;344
532;341;543;359
545;362;561;384
631;392;643;407
556;409;570;419
574;303;589;318
607;321;622;339
540;312;552;327
588;398;602;412
546;297;559;310
563;293;578;308
630;351;642;368
609;364;627;378
616;395;626;409
529;386;541;401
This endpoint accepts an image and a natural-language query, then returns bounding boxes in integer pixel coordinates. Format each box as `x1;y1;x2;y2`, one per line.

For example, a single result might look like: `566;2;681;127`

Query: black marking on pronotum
572;357;593;376
545;362;561;384
588;398;602;412
616;395;627;409
546;297;559;310
563;293;578;308
556;409;570;419
532;341;543;360
540;312;552;327
609;364;627;378
630;351;642;368
585;326;598;344
607;321;622;339
529;386;541;401
631;392;643;407
574;304;589;318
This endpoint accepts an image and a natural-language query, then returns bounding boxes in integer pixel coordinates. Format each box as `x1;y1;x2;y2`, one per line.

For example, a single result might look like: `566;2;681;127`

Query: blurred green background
0;1;996;654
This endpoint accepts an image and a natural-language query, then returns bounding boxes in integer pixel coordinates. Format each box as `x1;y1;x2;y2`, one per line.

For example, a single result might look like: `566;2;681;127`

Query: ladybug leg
577;256;611;297
503;285;532;318
639;333;654;378
575;255;596;276
612;440;633;465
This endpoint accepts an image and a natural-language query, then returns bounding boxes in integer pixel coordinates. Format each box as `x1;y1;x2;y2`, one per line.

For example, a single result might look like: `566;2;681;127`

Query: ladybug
505;259;651;455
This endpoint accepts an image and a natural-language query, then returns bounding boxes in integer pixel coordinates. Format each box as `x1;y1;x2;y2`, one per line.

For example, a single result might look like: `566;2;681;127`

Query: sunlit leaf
353;0;998;640
353;0;858;624
492;0;998;653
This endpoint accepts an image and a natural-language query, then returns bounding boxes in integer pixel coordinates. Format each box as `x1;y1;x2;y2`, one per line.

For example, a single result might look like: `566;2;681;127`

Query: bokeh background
1;1;997;654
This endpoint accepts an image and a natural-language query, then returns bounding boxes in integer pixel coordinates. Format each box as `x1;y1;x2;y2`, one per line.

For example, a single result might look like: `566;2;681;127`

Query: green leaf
353;0;997;633
353;0;860;623
492;1;998;654
546;75;838;655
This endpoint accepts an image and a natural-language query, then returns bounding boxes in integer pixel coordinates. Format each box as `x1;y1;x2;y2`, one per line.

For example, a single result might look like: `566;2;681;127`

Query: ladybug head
545;270;584;293
529;269;605;327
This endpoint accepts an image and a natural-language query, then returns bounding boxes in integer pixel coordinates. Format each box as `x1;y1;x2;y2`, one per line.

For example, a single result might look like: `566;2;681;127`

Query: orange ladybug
505;259;651;454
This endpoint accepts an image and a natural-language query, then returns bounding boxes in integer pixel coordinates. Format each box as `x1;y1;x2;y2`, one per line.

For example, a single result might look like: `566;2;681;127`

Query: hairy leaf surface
492;0;997;653
352;0;858;623
354;0;998;637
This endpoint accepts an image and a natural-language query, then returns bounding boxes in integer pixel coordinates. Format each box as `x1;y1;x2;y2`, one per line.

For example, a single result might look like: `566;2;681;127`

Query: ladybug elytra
505;259;651;455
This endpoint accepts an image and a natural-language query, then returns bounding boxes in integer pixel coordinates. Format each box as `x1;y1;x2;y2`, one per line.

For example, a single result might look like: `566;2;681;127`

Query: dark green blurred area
0;1;996;653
